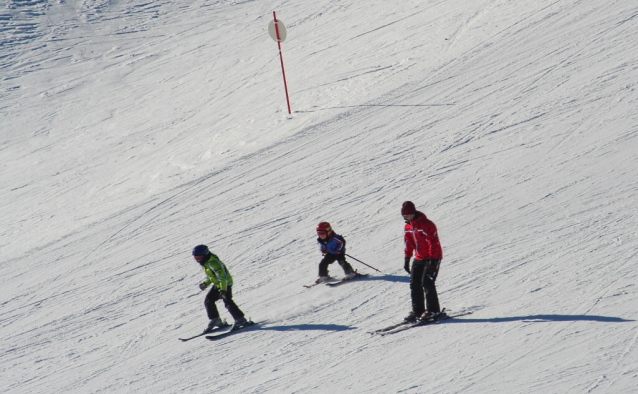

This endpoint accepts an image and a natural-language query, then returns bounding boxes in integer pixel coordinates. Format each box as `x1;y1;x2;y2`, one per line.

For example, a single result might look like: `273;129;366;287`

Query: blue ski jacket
317;233;346;255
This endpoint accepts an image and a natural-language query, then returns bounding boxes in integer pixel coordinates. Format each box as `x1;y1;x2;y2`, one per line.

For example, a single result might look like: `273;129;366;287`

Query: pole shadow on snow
356;274;410;284
254;324;355;332
443;314;634;324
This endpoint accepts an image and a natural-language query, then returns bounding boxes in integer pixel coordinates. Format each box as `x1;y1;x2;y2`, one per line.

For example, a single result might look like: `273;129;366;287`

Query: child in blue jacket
315;222;355;283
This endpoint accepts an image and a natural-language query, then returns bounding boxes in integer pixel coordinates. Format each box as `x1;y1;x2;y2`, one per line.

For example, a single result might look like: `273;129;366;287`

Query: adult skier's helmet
192;244;210;265
316;222;333;238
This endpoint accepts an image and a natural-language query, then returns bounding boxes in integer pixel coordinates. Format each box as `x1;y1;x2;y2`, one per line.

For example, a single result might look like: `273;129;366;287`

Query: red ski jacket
404;211;443;261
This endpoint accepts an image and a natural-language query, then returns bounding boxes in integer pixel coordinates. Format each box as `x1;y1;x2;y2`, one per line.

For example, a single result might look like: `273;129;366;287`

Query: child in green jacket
192;244;248;330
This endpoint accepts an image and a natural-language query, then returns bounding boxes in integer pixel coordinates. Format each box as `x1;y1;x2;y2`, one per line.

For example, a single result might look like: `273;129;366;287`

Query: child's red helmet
316;222;333;237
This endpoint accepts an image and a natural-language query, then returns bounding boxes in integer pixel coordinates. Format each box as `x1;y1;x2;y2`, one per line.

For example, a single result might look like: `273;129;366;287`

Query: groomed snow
2;0;637;392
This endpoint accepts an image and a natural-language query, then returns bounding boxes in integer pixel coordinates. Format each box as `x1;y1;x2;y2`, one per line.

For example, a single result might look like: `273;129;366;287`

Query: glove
404;257;411;274
199;282;208;291
219;290;228;300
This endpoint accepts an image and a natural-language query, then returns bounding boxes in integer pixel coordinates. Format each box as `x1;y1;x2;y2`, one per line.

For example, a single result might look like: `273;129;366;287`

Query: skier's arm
404;234;414;258
403;222;413;258
317;238;327;254
201;267;213;287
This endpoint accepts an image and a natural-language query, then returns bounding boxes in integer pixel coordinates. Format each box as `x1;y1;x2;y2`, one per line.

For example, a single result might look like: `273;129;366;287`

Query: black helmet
192;244;210;265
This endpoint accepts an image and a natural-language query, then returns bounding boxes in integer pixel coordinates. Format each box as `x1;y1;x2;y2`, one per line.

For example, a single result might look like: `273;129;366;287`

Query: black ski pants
204;285;245;321
410;259;441;315
318;253;354;277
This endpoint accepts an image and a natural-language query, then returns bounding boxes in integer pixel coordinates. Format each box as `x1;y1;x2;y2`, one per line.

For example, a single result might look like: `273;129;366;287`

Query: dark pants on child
204;286;245;320
318;253;354;277
410;259;441;315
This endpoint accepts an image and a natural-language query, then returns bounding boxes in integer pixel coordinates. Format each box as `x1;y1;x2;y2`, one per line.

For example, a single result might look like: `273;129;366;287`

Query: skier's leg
422;259;441;313
221;286;245;320
318;254;337;277
427;258;441;281
204;287;221;320
410;260;426;315
336;253;354;274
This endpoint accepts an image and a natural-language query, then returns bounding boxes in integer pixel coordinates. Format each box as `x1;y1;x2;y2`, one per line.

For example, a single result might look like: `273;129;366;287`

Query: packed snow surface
2;0;637;392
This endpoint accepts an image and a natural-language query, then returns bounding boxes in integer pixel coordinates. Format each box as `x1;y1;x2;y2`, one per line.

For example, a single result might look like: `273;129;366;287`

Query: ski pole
345;254;382;273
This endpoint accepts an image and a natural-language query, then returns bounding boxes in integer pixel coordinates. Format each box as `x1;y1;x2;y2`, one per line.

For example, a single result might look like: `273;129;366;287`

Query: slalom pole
273;11;291;114
345;254;382;273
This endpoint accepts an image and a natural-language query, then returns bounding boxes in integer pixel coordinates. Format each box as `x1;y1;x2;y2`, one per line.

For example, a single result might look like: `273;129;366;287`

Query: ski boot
231;317;249;331
207;317;225;331
343;272;357;280
417;311;441;324
403;311;418;323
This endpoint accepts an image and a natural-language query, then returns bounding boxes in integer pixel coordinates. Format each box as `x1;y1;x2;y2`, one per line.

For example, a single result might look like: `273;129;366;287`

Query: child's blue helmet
192;244;210;264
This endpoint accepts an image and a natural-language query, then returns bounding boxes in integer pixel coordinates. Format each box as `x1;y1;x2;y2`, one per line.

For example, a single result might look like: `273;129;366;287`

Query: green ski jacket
200;253;233;291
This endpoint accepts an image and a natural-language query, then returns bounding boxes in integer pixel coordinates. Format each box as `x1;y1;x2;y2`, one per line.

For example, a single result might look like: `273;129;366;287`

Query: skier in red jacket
401;201;443;323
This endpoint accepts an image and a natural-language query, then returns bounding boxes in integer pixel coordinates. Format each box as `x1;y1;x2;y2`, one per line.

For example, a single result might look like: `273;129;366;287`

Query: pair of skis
179;320;262;342
303;272;369;288
178;321;231;342
205;320;262;341
368;309;474;336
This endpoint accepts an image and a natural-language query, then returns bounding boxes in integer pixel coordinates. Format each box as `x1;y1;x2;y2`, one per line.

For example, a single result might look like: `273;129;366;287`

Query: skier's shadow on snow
255;324;355;332
446;315;634;323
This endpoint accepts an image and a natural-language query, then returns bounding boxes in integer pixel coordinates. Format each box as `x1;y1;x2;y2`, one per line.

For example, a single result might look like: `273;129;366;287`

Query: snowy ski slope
2;0;638;392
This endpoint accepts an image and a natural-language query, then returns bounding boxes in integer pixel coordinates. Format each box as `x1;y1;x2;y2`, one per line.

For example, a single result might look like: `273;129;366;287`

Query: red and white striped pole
270;11;291;114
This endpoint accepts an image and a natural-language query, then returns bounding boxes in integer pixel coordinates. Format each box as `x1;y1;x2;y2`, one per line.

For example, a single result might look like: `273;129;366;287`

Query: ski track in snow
2;0;638;393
